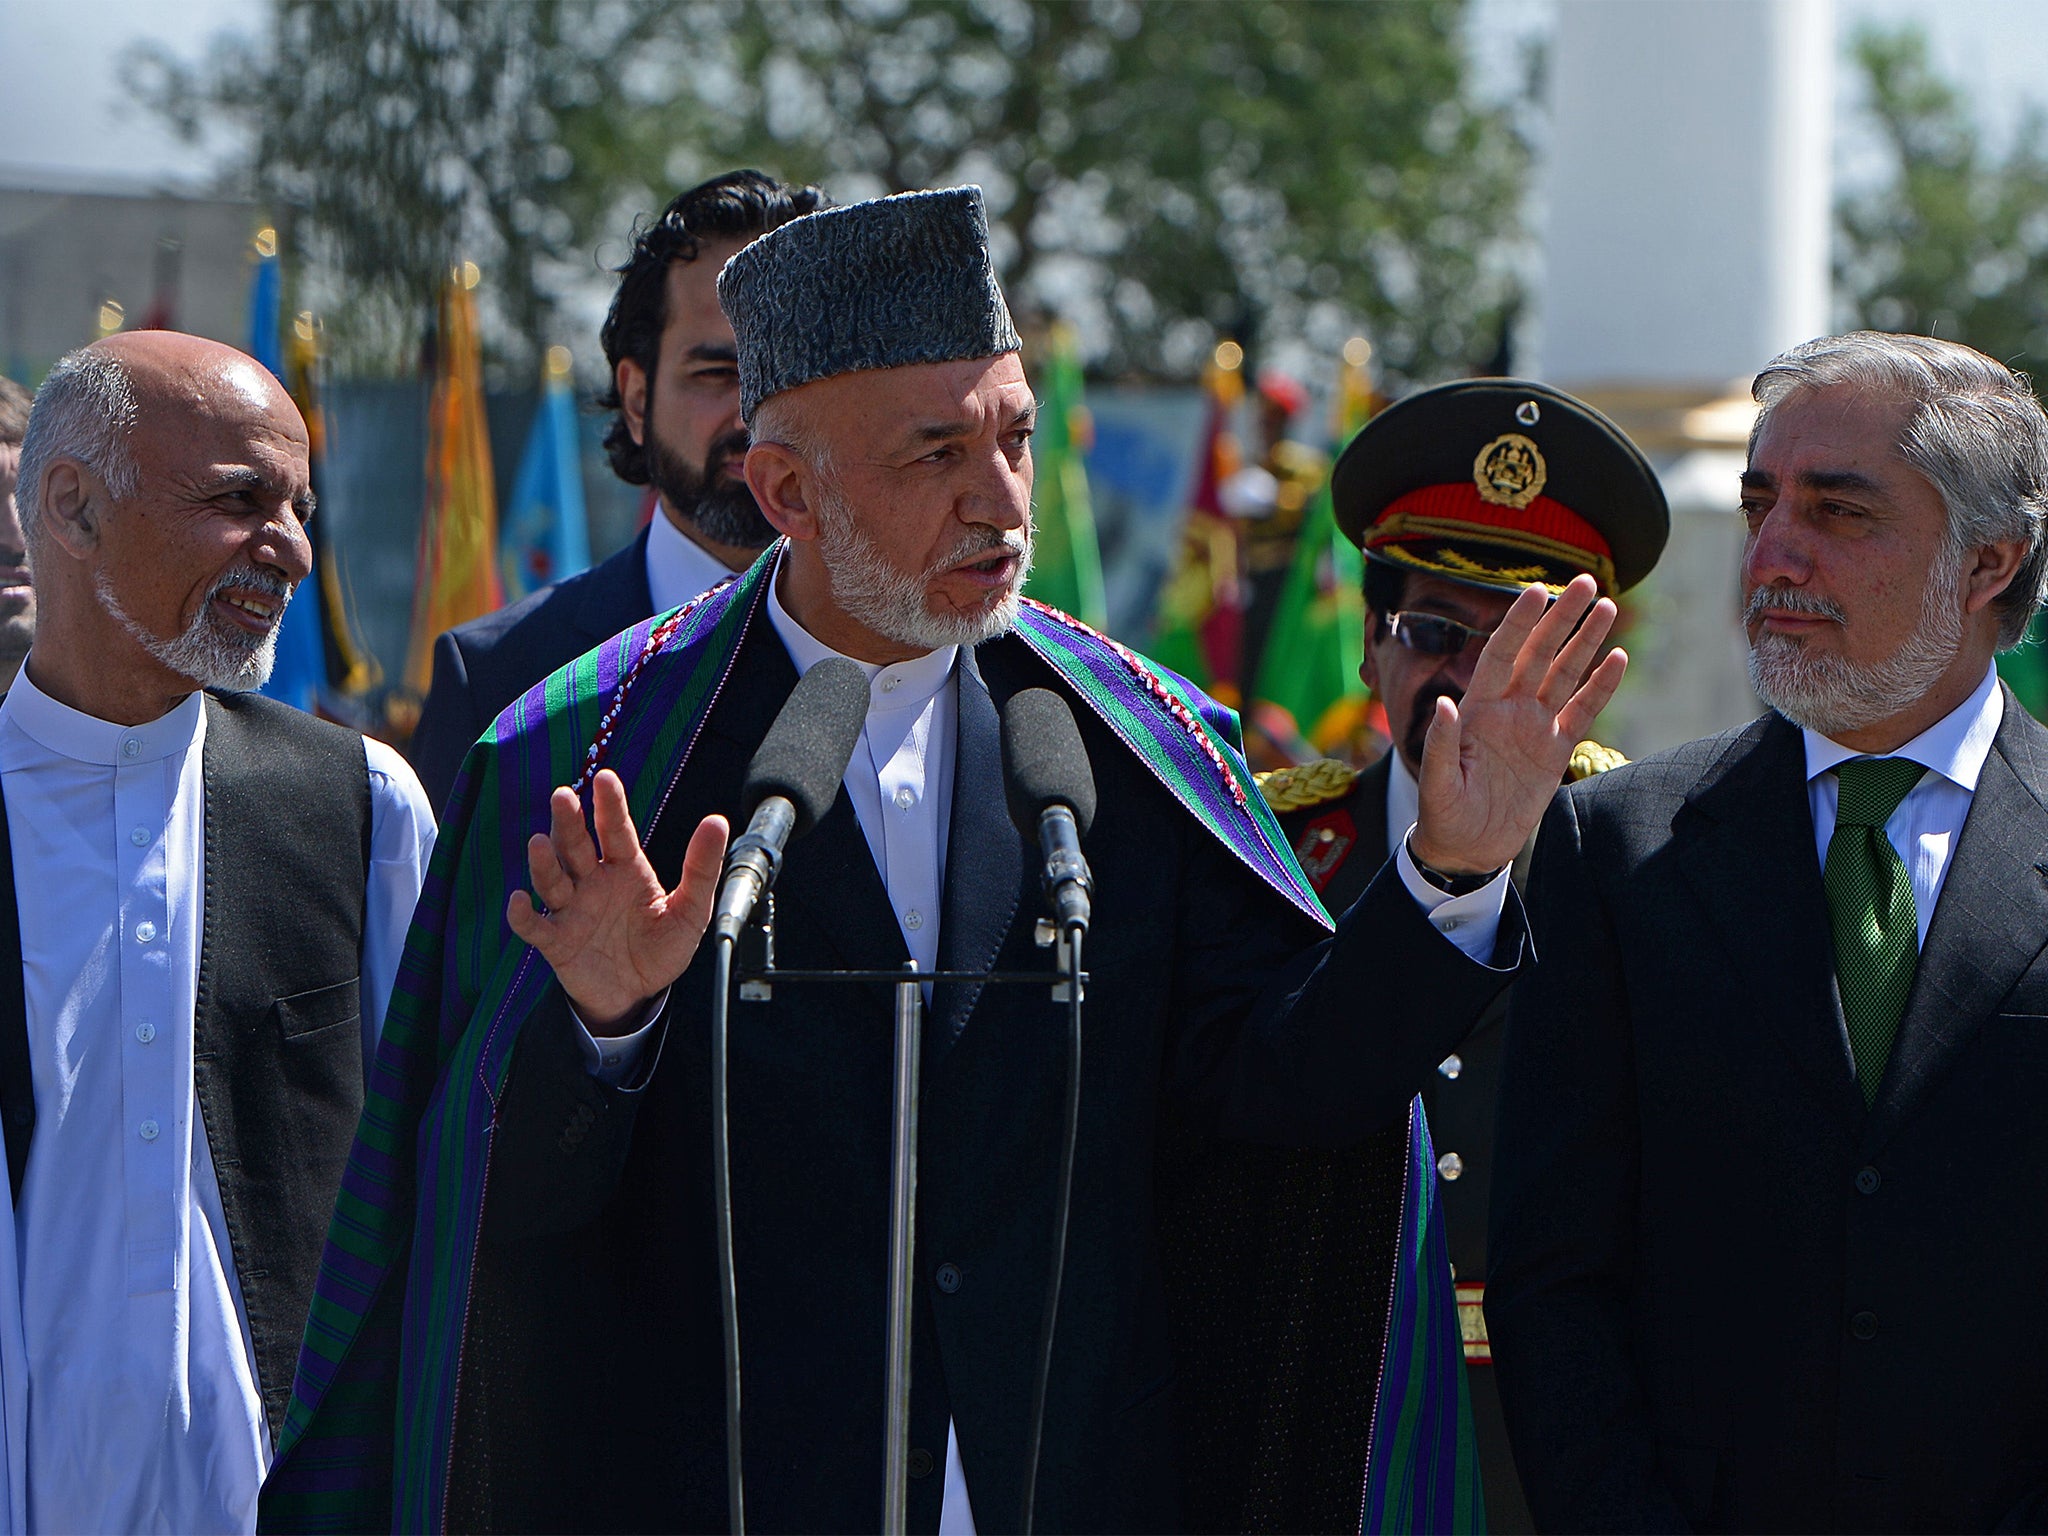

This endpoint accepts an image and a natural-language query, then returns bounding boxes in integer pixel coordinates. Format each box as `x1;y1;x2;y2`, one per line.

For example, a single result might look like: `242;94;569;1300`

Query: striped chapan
259;543;1475;1533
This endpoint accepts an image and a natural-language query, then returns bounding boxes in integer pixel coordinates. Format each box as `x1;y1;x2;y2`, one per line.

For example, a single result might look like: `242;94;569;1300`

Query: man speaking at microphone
263;188;1625;1535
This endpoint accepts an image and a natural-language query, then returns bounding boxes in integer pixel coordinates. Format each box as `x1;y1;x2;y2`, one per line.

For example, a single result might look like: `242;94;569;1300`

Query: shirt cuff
1394;838;1511;963
571;991;668;1087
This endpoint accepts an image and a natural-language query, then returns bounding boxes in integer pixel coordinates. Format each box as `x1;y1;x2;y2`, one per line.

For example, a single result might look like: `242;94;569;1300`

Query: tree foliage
133;0;1528;383
1837;22;2048;376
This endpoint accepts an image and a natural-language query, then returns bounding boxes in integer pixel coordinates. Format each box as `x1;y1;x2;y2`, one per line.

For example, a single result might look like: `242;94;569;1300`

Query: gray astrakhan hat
717;185;1021;420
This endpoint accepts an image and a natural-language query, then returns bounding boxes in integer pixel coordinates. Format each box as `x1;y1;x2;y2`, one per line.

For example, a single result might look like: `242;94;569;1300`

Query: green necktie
1823;756;1928;1105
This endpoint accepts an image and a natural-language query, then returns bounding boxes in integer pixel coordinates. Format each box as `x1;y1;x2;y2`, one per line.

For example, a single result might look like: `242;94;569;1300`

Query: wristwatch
1404;830;1499;897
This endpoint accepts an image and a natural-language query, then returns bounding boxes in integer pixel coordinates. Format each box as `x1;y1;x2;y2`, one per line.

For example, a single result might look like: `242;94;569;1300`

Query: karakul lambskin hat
717;185;1021;420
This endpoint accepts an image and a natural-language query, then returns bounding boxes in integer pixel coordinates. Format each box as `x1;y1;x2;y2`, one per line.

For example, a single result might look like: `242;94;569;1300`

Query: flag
1149;350;1247;699
1247;351;1381;757
1022;324;1107;630
404;267;503;697
246;229;326;714
499;346;591;601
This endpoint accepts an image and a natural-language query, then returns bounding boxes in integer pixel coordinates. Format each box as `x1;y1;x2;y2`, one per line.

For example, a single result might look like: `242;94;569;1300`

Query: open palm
1411;575;1627;875
506;769;731;1032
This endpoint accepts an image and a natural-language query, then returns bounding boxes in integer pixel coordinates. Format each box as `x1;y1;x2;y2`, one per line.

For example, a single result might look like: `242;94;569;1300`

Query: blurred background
2;0;2044;762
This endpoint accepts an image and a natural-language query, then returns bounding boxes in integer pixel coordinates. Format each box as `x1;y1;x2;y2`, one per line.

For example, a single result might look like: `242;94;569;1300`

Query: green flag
1023;326;1108;630
1248;353;1378;754
1249;480;1365;749
1998;612;2048;720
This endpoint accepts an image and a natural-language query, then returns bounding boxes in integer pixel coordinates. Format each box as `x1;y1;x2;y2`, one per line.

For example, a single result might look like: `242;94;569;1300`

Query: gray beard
814;481;1032;651
1746;541;1967;736
95;568;292;692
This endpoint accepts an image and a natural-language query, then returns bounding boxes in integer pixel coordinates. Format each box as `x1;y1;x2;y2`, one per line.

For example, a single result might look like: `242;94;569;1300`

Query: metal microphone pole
711;930;746;1536
882;960;922;1536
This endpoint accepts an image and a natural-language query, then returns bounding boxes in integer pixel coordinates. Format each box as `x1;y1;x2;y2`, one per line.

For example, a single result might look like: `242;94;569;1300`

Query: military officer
1260;378;1669;1532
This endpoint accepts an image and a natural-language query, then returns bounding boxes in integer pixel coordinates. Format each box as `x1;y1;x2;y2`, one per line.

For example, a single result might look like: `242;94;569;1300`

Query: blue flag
500;358;591;600
248;234;327;714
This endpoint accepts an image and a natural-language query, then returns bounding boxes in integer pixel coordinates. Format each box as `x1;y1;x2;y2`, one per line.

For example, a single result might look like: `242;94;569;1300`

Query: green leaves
132;0;1525;386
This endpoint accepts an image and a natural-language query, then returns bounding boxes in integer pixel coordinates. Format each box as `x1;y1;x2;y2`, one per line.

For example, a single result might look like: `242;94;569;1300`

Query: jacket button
935;1262;962;1294
1851;1310;1879;1340
1436;1151;1464;1181
1855;1166;1881;1195
907;1448;935;1479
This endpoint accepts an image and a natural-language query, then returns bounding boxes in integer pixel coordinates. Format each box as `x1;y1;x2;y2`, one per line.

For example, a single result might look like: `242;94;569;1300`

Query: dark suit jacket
1489;697;2048;1534
459;620;1525;1535
409;529;653;814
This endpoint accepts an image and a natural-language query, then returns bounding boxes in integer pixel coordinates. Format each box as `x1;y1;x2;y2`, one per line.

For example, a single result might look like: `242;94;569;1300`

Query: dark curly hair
598;170;830;485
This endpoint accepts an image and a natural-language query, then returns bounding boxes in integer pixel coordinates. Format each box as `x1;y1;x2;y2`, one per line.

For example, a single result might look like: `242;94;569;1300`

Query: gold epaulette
1566;739;1628;782
1256;757;1359;813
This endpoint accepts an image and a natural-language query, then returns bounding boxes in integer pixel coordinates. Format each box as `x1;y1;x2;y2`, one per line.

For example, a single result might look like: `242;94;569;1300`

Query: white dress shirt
763;566;980;1532
646;506;746;616
0;669;435;1535
1802;659;2003;949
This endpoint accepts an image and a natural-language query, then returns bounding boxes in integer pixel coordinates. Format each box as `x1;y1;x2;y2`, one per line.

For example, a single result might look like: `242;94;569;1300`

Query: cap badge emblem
1515;400;1541;426
1473;432;1547;509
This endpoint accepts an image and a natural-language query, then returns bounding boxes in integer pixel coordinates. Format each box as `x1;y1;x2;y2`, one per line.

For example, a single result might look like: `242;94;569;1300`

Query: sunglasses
1384;610;1496;657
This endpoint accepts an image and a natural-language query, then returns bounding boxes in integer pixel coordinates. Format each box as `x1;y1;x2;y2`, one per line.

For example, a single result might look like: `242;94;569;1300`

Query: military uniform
1278;374;1668;1534
1260;741;1625;1534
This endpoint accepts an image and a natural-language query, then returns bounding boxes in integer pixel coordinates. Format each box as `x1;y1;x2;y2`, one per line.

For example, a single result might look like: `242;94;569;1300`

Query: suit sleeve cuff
1395;837;1511;963
569;991;669;1088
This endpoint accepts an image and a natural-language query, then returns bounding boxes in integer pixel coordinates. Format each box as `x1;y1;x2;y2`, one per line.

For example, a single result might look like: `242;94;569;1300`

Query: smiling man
266;188;1629;1534
1488;332;2048;1531
409;170;828;813
1;332;434;1533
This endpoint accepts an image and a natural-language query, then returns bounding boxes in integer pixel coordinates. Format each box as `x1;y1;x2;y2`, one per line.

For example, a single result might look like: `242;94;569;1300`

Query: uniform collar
1;665;205;767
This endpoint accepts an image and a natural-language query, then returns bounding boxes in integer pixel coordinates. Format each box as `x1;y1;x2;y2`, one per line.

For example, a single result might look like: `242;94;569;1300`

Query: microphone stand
732;902;1086;1536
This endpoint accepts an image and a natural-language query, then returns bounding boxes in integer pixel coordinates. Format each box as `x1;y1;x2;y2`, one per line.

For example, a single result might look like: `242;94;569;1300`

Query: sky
2;0;2046;198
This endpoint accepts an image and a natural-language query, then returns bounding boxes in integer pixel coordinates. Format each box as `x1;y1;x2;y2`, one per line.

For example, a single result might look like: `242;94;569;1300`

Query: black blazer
409;528;654;815
1489;696;2048;1533
457;620;1524;1535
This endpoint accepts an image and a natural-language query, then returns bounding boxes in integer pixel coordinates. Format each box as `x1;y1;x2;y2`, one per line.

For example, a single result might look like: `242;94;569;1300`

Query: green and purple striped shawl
260;544;1475;1534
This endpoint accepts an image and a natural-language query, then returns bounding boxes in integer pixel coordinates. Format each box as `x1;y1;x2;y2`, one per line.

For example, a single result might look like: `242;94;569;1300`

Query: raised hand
506;768;731;1033
1411;574;1626;876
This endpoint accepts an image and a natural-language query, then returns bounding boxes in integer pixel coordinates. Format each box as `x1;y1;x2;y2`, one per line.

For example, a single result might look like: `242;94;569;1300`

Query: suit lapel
1676;715;1867;1124
1867;691;2048;1150
573;528;654;645
929;646;1026;1066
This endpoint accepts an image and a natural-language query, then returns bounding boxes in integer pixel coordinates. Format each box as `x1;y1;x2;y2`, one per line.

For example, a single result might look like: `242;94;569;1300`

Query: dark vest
0;690;372;1440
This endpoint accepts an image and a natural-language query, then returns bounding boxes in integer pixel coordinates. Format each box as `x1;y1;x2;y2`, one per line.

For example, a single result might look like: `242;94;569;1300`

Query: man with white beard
1488;331;2048;1533
0;332;434;1532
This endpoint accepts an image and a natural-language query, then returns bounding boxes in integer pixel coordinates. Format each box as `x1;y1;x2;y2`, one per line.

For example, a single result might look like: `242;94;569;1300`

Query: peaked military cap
1332;378;1669;596
717;185;1022;419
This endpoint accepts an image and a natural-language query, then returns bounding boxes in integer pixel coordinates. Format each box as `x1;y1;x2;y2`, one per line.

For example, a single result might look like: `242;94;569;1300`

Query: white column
1530;0;1835;755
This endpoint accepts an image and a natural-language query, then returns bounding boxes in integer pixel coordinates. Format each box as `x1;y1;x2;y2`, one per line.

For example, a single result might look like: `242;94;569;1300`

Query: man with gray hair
1489;331;2048;1531
0;331;434;1532
0;376;33;690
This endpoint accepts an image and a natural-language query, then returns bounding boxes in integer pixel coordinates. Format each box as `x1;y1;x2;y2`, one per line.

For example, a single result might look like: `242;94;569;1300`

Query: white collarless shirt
645;507;745;615
1802;659;2003;950
763;567;977;1534
0;669;436;1535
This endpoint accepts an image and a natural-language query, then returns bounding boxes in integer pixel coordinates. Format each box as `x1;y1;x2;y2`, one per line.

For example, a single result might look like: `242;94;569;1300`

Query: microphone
1001;688;1098;935
711;657;870;943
